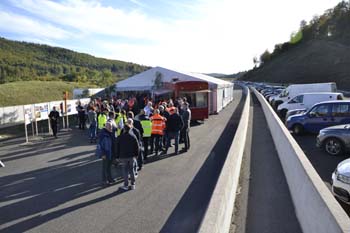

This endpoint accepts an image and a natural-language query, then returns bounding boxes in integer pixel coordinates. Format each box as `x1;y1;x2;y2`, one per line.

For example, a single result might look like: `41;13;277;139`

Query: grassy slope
0;81;95;107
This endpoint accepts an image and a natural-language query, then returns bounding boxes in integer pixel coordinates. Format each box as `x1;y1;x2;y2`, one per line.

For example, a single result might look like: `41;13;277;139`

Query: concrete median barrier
253;88;350;233
199;85;250;233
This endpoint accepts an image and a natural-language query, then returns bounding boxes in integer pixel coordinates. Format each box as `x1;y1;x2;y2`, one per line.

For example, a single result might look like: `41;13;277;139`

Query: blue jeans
89;122;97;140
121;158;136;186
166;131;180;153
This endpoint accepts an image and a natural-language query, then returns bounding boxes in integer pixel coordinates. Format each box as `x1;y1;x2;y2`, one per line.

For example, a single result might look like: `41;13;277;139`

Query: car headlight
337;173;350;184
318;131;326;136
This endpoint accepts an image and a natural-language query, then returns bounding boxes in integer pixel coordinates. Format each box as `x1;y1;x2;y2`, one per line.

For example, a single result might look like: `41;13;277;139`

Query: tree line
0;37;150;87
254;1;350;67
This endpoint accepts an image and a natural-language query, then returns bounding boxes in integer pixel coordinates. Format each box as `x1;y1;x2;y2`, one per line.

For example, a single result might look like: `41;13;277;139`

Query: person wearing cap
96;121;114;186
116;124;140;191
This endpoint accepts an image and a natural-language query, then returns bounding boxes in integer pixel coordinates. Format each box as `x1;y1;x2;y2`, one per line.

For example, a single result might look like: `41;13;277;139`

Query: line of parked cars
241;81;350;205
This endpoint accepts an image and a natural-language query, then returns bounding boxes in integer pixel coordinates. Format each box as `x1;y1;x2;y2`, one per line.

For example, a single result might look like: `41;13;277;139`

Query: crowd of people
75;95;192;191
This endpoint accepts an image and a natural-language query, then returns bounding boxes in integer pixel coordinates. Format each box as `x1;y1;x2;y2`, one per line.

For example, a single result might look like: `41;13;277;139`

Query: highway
0;87;244;233
231;92;302;233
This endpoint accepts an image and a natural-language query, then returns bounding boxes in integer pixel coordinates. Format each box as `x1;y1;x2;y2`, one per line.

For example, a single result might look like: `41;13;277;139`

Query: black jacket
133;119;144;137
115;131;140;159
167;113;184;132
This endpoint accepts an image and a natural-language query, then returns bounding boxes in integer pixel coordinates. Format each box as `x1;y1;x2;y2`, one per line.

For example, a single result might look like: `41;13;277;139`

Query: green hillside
242;1;350;90
0;81;95;107
0;37;150;87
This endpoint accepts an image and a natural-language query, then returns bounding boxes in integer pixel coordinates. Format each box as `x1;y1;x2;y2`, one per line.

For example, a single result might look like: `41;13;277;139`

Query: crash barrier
253;88;350;233
199;85;250;233
0;98;90;127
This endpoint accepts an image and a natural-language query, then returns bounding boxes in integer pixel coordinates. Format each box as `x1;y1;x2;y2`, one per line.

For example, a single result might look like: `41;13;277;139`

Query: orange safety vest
150;114;166;135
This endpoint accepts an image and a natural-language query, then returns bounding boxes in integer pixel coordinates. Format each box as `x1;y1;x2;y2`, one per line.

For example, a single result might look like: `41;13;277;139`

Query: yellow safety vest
115;114;127;136
141;120;152;137
98;114;107;129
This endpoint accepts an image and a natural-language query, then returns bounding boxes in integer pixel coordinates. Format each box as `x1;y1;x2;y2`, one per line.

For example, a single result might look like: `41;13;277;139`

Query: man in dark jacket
180;102;191;152
49;106;60;138
96;122;114;186
116;124;140;191
164;108;184;155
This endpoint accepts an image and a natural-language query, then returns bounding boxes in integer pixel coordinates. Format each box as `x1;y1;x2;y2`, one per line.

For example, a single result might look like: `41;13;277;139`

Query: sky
0;0;344;74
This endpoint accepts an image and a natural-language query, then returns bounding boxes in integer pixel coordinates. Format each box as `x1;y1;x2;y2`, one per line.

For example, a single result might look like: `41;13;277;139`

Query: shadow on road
0;130;124;233
160;89;246;233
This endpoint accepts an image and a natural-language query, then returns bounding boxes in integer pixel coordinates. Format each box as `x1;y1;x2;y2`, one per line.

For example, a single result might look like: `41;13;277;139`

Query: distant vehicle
331;159;350;204
316;124;350;156
271;82;337;109
286;100;350;135
277;92;344;118
285;108;308;119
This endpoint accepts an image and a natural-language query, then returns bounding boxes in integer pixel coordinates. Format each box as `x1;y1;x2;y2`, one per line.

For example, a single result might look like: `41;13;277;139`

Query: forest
0;37;149;87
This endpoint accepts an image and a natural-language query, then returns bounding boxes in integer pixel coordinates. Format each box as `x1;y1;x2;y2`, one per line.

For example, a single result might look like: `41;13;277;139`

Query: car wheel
293;124;303;135
324;138;343;156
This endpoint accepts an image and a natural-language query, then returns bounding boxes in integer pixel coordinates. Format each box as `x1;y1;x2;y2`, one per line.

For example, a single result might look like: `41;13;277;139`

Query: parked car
331;159;350;203
271;82;337;109
285;108;307;119
316;124;350;156
286;100;350;135
277;92;343;118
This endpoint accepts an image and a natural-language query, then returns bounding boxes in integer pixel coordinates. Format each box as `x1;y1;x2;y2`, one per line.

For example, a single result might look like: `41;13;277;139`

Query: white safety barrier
199;85;250;233
253;88;350;233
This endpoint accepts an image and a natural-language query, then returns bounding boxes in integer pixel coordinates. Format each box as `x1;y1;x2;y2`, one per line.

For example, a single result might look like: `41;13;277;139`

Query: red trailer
173;81;209;121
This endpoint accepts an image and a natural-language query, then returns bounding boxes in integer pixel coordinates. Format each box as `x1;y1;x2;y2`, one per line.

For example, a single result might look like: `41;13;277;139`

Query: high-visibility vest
98;114;107;129
150;114;166;135
141;119;152;137
115;114;127;136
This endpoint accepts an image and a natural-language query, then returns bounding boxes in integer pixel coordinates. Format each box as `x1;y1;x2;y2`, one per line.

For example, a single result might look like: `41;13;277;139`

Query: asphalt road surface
231;92;302;233
0;87;244;233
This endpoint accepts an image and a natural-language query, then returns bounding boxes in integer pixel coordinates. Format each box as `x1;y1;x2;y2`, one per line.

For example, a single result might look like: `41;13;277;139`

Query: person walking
164;108;184;155
180;102;191;152
116;124;140;191
96;122;114;186
150;109;166;156
87;107;97;143
49;106;60;138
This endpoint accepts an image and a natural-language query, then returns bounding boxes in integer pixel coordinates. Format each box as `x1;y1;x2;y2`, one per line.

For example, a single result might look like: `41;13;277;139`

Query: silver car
316;124;350;156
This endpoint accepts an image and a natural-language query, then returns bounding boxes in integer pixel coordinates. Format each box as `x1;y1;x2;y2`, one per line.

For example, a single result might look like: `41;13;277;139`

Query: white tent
115;66;234;113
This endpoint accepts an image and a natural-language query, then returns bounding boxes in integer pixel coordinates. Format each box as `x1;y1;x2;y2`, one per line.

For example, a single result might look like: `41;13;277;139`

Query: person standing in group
115;109;127;137
127;112;144;170
96;122;114;186
115;124;140;191
97;110;108;135
144;101;153;117
124;118;142;175
180;102;191;152
164;108;184;155
139;109;152;160
88;107;97;143
77;101;86;130
49;106;60;138
150;109;166;156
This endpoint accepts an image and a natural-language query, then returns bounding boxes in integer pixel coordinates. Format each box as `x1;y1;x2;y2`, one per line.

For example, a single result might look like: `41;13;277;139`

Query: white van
277;92;344;117
271;82;337;108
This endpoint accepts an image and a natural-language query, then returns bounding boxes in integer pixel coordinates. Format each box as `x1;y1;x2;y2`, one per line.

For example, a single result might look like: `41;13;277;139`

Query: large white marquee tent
115;66;234;114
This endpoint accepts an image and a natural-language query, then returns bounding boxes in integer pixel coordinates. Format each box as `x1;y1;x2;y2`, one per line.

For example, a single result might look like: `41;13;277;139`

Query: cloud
3;0;344;73
0;11;70;40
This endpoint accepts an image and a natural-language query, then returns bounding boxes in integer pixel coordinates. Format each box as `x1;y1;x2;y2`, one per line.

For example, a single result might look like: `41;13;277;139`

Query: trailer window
179;91;208;108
